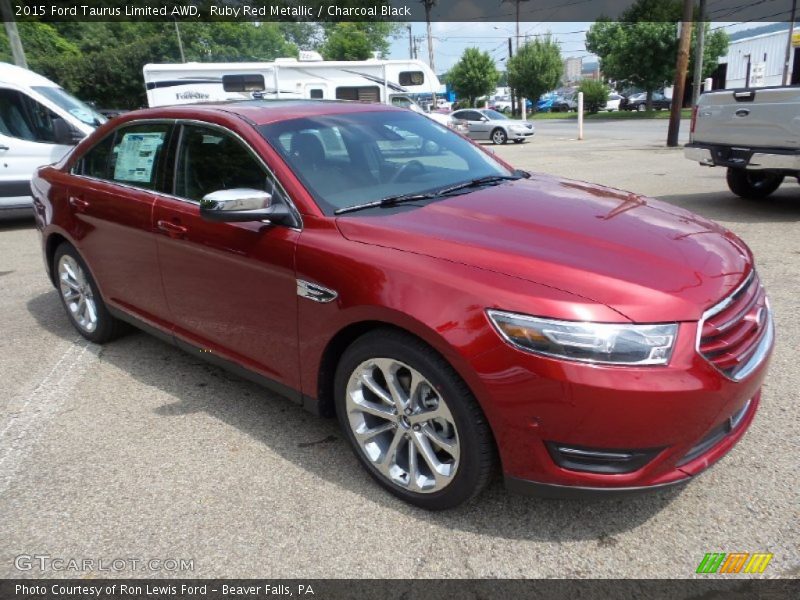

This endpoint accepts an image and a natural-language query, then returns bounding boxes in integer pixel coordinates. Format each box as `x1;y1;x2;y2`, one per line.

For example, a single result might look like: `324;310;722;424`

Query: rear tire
334;329;495;510
726;168;784;199
54;243;126;344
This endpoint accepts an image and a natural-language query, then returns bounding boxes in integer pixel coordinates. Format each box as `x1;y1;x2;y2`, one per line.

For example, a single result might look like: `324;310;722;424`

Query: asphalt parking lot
1;119;798;579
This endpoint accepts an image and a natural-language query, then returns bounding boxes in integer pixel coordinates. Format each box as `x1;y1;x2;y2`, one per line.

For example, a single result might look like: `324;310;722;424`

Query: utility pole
783;0;798;85
691;0;706;107
407;25;413;60
508;37;516;116
667;0;694;147
174;18;186;63
0;0;27;68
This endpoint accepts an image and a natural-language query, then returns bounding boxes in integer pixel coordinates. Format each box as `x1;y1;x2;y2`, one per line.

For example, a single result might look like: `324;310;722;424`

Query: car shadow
657;188;800;224
0;216;35;231
28;290;682;544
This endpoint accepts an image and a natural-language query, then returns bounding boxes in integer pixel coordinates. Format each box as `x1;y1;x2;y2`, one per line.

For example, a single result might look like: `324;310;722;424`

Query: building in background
581;60;601;81
563;56;582;84
712;23;798;89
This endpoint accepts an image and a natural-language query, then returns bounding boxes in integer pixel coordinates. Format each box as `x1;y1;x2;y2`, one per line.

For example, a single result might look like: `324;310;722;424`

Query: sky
388;21;768;75
388;21;596;73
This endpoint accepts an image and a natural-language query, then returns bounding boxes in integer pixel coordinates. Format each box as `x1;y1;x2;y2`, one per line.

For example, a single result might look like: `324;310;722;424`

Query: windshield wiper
334;172;527;216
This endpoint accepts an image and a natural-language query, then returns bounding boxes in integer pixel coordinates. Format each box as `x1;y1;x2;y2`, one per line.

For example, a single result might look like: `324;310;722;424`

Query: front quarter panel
294;215;627;429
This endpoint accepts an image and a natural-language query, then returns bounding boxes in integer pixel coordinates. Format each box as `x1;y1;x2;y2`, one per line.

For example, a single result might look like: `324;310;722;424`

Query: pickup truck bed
684;86;800;199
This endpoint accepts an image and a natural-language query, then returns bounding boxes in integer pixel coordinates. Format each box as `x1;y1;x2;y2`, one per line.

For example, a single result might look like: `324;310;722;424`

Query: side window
335;86;380;102
0;88;60;143
222;74;265;93
309;88;323;99
174;124;280;203
109;123;170;190
399;71;424;86
72;133;115;179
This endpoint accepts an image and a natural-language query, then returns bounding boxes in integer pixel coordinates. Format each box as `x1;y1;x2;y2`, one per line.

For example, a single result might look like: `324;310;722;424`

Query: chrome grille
697;271;772;381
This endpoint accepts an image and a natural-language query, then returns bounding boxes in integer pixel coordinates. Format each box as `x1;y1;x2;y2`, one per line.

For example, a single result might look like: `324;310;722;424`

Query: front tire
726;168;784;199
54;243;125;343
491;128;508;145
334;329;495;510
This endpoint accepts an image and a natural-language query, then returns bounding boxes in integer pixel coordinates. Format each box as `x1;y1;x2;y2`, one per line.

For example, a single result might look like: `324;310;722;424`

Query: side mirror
53;117;84;146
480;116;490;122
200;188;294;226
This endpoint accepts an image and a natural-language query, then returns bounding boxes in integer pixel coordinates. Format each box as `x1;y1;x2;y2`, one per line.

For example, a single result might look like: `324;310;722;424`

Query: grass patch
528;109;692;121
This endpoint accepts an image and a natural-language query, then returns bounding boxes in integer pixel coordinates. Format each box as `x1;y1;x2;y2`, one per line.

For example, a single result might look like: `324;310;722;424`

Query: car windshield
32;86;106;127
483;110;506;120
260;110;512;216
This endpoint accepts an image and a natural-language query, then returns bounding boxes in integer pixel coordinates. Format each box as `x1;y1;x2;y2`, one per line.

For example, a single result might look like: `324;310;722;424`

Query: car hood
335;174;751;322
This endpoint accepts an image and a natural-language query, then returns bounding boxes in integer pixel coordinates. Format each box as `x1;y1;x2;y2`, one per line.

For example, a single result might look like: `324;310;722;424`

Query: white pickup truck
684;86;799;199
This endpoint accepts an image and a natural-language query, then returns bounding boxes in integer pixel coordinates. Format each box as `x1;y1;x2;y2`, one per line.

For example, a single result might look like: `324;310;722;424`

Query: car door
0;88;74;211
454;110;486;140
152;121;300;389
68;120;172;326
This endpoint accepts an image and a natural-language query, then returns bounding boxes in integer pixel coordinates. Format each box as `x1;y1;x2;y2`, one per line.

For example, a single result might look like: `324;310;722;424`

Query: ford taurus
32;101;773;509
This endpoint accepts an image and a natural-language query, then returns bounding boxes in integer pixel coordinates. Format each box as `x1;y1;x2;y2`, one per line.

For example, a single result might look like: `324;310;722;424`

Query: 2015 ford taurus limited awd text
32;101;774;510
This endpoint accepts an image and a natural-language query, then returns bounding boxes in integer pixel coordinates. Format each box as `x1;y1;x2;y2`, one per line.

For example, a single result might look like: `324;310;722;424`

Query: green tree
586;0;728;109
577;80;609;113
506;36;562;107
320;22;400;60
448;48;500;107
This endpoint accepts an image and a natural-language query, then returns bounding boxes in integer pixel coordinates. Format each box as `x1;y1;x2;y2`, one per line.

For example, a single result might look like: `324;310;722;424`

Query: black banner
4;0;799;23
1;579;799;600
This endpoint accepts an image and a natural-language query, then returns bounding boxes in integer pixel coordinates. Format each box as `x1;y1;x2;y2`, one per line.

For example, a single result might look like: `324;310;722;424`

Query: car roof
123;100;403;126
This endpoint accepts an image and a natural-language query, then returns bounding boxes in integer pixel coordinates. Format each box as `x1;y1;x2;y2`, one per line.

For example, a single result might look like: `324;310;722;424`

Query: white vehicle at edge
0;63;104;218
143;53;462;130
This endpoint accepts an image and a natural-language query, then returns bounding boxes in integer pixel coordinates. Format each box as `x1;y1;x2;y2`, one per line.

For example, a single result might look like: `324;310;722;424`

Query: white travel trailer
143;54;442;109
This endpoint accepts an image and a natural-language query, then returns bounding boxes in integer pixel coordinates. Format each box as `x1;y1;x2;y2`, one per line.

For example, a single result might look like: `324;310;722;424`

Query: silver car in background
450;108;534;144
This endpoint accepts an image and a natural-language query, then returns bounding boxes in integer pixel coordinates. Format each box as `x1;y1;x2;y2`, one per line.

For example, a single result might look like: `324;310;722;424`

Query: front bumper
685;142;800;171
509;129;535;140
468;319;773;496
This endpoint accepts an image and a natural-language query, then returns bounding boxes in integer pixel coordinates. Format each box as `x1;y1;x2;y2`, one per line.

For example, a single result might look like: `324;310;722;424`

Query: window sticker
113;132;165;183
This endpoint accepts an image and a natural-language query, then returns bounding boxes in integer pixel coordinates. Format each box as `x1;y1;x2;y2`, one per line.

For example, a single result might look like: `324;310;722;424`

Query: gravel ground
0;119;797;579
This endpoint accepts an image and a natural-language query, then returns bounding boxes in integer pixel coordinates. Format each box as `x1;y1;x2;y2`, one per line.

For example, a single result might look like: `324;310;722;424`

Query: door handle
0;145;9;151
157;219;188;237
69;196;90;210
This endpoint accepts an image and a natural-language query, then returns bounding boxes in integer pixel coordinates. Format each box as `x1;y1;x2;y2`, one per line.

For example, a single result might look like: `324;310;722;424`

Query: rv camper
143;53;441;109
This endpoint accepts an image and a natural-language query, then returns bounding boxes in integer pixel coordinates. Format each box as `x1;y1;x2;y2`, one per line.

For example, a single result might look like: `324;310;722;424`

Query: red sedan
32;101;774;509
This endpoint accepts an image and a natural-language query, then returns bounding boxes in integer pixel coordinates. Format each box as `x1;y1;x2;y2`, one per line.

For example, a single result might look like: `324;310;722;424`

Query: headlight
486;310;678;365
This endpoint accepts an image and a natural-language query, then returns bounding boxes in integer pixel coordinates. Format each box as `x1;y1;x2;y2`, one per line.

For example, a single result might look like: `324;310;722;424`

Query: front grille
698;271;771;381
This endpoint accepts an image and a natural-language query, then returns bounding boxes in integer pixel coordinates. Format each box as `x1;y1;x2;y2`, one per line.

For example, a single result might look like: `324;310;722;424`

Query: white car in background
605;93;623;112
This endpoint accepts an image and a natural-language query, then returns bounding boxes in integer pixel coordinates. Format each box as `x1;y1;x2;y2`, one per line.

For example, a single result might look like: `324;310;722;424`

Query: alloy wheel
58;254;98;333
345;358;460;494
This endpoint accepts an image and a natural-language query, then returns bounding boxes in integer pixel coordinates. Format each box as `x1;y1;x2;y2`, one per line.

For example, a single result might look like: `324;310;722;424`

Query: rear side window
72;134;115;179
109;123;170;190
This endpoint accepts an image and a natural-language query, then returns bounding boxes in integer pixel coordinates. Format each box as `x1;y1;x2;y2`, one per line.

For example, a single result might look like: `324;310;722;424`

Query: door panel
68;122;172;325
154;123;300;388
